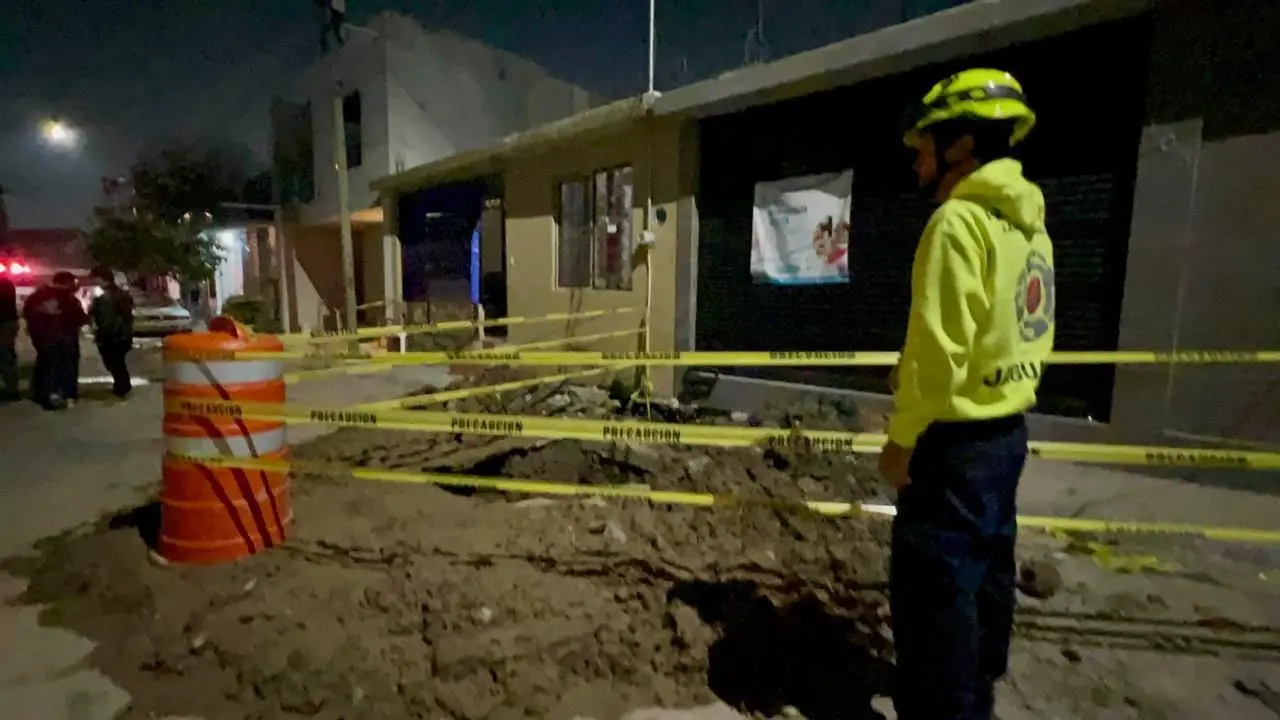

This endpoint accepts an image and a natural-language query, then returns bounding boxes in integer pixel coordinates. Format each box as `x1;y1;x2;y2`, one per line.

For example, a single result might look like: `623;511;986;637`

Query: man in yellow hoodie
879;69;1056;719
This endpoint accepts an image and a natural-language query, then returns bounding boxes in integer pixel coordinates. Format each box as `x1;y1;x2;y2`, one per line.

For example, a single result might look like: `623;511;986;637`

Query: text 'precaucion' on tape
168;398;1280;471
165;454;1280;545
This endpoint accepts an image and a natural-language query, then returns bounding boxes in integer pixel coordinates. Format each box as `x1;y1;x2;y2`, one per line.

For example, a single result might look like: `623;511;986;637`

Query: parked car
130;291;194;336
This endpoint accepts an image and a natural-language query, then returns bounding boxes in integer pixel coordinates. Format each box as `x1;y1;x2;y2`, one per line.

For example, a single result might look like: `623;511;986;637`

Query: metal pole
333;83;358;332
647;0;657;96
272;206;289;333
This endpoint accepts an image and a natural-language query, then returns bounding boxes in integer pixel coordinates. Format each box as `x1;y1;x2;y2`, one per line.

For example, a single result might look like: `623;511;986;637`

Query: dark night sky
1;0;897;229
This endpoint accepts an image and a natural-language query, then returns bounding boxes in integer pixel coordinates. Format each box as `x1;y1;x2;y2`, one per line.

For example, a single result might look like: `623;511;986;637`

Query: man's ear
943;134;975;164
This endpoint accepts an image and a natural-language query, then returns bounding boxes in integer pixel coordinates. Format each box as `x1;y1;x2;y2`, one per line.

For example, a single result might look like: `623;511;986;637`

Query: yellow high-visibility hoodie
888;158;1056;448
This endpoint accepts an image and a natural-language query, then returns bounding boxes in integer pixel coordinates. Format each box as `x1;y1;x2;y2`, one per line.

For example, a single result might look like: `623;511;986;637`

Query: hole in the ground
106;501;161;550
436;444;526;498
669;579;892;720
448;442;654;500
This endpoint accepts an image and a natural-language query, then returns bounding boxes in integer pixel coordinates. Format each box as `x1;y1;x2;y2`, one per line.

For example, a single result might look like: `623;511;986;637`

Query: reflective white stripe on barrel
166;360;284;387
166;427;286;458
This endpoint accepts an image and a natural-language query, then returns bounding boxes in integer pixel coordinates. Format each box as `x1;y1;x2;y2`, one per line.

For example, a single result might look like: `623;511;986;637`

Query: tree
87;139;259;282
87;207;223;283
243;170;274;206
130;140;253;224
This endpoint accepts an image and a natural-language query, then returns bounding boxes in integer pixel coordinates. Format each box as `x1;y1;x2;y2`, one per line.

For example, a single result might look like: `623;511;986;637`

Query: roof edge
370;97;647;195
653;0;1157;119
371;0;1160;196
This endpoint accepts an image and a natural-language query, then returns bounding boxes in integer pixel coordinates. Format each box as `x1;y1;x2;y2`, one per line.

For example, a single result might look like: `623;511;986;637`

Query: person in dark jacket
88;267;135;398
0;275;18;401
22;271;88;410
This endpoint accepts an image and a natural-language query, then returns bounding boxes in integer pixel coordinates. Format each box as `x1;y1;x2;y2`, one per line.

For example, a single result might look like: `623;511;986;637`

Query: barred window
555;165;634;290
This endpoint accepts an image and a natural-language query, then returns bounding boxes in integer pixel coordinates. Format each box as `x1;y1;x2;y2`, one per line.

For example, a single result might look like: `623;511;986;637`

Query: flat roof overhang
652;0;1158;119
370;97;648;196
370;0;1157;197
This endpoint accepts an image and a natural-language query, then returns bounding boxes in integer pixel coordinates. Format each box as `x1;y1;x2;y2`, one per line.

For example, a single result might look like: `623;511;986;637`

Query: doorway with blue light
397;176;506;338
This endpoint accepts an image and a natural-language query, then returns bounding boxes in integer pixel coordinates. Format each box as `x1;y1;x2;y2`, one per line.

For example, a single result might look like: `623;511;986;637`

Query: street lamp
40;118;82;150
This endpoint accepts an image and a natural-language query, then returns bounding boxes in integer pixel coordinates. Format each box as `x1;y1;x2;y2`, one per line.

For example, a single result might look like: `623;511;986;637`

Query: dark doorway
397;177;500;325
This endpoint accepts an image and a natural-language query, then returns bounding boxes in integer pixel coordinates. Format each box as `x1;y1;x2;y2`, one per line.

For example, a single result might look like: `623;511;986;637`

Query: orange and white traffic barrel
160;316;292;564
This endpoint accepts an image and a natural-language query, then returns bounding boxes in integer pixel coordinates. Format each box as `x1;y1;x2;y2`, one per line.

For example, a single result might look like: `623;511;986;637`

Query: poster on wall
750;170;853;285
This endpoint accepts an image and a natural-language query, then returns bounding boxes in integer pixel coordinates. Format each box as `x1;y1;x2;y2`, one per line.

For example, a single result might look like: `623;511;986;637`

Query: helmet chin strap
923;131;982;201
920;144;954;200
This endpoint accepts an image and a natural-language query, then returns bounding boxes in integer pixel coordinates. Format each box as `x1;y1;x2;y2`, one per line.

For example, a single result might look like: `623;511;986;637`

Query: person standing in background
0;274;18;401
89;267;135;399
22;271;88;410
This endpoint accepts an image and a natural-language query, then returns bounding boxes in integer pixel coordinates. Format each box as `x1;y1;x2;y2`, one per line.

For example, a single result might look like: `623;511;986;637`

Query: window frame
553;164;635;291
341;91;362;169
554;175;592;289
590;164;635;291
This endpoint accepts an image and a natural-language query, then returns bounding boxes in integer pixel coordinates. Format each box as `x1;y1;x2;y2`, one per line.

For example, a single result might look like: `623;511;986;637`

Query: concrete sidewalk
1018;458;1280;533
0;365;453;720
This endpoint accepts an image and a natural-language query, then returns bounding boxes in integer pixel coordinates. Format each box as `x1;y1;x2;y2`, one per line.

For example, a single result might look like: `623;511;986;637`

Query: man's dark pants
97;338;133;397
891;414;1028;720
0;321;18;400
66;338;80;401
32;337;80;408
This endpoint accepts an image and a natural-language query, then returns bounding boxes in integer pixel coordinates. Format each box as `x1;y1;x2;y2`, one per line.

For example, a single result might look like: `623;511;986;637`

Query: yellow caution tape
1026;442;1266;470
1052;532;1174;573
283;362;393;384
1082;544;1172;574
343;329;642;409
499;328;643;353
353;328;643;411
165;453;1280;544
1047;350;1280;365
281;307;640;344
357;364;635;411
167;396;883;452
166;347;1280;367
348;328;641;358
164;397;1280;471
167;453;860;515
1020;515;1280;545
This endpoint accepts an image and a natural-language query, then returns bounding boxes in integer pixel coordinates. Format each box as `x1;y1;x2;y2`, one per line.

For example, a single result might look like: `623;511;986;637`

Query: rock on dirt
1018;557;1064;600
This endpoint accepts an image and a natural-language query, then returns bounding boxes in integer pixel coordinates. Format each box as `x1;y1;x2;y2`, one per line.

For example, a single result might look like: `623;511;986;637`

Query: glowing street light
40;118;82;150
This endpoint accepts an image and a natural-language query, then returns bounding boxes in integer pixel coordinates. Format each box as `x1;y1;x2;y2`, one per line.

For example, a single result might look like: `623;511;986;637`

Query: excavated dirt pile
13;375;901;719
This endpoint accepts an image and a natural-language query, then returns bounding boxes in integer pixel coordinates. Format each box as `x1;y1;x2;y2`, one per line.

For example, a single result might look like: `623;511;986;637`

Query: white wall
270;12;598;333
212;230;246;315
373;12;598;174
272;12;599;227
278;29;392;226
1111;0;1280;448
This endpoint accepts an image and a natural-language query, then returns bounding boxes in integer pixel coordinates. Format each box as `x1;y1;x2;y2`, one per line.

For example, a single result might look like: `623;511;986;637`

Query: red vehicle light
1;261;31;275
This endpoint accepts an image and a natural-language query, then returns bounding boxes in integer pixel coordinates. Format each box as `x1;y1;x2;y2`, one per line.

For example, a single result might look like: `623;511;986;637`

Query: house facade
270;10;600;332
371;0;1280;452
